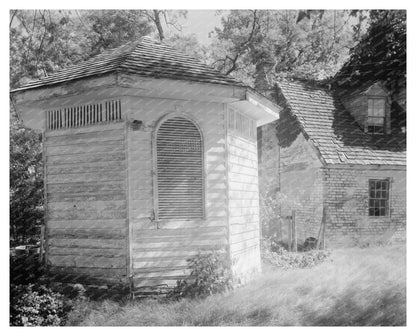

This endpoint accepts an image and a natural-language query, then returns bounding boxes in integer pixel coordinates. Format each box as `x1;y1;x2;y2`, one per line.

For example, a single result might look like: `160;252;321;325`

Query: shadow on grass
304;287;406;326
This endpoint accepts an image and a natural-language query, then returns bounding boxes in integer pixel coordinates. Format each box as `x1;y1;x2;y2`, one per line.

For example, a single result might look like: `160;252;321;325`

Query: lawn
67;245;406;326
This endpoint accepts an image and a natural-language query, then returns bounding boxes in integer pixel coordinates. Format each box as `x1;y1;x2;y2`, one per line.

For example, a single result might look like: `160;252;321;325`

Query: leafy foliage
9;113;44;244
261;238;331;269
169;250;232;299
210;10;357;91
10;284;74;326
334;10;406;93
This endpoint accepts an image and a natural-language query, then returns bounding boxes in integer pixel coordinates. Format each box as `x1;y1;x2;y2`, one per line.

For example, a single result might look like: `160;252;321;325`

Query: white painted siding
125;97;228;287
45;121;128;282
227;130;262;284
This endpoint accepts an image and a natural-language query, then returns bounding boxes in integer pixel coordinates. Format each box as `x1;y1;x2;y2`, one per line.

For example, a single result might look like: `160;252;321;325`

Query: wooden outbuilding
11;37;280;289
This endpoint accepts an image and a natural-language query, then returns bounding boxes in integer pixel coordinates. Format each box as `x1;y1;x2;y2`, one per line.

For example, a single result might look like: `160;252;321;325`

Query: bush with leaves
261;239;332;269
10;284;75;326
169;250;232;299
9;113;44;245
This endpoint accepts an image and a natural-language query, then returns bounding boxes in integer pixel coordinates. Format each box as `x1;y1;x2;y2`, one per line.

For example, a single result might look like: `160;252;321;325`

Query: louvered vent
228;107;256;140
156;117;204;220
46;100;122;130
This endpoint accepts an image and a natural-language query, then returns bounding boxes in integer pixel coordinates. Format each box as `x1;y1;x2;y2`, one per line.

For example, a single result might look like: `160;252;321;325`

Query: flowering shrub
169;250;232;299
261;240;332;269
10;284;74;326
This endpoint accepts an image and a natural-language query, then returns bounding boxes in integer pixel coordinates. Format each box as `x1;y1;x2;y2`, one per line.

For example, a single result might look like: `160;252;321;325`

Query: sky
177;10;227;45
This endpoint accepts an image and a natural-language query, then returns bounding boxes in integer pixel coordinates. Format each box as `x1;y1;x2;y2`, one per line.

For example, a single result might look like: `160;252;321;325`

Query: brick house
258;79;406;247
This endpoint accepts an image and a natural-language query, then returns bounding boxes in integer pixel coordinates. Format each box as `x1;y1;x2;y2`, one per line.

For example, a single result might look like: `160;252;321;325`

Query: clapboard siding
227;130;261;281
47;152;125;165
49;247;125;257
49;266;127;284
48;219;126;230
47;181;125;194
46;129;125;145
48;228;127;239
48;255;126;268
47;161;125;175
46;140;124;156
48;192;126;202
49;238;127;249
126;97;228;287
45;121;128;281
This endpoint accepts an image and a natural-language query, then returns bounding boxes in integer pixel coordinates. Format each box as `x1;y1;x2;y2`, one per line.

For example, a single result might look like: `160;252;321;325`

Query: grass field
67;245;406;326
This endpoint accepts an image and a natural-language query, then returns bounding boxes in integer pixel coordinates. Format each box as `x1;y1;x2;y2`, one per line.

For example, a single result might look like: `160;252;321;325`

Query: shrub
169;250;232;299
10;284;74;326
261;239;332;269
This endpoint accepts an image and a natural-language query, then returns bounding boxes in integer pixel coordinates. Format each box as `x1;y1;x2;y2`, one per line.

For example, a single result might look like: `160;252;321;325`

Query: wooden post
39;226;45;263
292;210;297;252
287;215;292;252
317;206;327;249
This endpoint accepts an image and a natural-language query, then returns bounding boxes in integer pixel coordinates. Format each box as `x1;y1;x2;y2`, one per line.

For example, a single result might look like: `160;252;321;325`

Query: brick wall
323;166;406;246
259;108;406;247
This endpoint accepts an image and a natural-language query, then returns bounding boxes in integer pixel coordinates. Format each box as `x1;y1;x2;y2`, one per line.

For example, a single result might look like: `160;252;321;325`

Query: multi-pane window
155;116;204;220
367;98;386;134
369;179;389;216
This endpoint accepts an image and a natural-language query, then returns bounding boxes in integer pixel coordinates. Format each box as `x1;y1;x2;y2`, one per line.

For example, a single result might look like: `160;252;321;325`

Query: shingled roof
12;36;245;92
277;79;406;166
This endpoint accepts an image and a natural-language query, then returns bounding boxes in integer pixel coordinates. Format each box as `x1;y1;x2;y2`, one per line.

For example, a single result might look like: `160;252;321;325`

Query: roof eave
229;88;281;126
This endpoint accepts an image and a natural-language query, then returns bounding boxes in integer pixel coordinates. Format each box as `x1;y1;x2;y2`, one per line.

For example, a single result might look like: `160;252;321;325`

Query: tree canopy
209;10;358;92
333;10;406;93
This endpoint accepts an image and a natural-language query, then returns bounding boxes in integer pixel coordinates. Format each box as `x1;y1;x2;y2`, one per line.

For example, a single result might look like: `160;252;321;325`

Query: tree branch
222;10;259;75
10;10;18;28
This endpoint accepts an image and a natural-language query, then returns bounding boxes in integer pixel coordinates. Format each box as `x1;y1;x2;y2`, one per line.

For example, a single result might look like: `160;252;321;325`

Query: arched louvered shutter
156;117;204;220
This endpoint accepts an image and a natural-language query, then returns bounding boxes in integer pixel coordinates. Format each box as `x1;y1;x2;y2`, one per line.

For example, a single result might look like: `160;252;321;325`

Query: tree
9;111;44;244
140;10;187;41
333;10;406;94
80;10;154;55
166;33;210;63
210;10;358;92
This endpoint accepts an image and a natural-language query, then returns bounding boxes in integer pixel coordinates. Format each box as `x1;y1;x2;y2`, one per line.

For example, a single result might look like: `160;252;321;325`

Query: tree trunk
153;10;165;41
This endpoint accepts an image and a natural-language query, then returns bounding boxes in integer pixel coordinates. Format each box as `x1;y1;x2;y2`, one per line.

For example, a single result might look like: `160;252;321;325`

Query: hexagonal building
11;37;280;290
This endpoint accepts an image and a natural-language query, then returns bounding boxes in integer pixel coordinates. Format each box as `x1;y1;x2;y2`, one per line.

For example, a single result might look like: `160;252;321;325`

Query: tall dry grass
67;245;406;326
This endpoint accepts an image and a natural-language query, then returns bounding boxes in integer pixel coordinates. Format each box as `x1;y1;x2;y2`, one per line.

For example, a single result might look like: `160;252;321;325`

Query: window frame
152;113;205;222
367;97;386;134
368;178;390;217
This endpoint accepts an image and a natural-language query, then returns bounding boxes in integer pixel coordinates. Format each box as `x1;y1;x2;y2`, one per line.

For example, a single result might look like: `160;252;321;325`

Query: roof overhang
11;74;280;131
229;89;281;126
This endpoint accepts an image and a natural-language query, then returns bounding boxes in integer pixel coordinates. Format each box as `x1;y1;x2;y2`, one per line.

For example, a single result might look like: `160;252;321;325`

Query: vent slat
46;100;122;130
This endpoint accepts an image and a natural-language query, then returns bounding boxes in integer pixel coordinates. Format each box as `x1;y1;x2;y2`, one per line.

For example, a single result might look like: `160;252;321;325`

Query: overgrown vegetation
10;284;75;326
66;246;405;326
261;240;332;269
169;250;232;299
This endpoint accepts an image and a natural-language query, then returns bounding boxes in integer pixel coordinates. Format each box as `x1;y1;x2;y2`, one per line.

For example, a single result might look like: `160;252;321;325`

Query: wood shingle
277;79;406;166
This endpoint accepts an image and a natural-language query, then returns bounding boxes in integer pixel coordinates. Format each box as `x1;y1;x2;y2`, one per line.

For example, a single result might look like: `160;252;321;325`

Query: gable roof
11;36;245;92
277;79;406;166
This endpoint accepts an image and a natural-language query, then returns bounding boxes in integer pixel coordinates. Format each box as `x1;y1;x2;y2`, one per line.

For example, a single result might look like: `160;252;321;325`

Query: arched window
155;116;204;220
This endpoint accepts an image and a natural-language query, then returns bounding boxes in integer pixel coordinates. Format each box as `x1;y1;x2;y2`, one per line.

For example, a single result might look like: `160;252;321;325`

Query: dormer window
367;97;386;134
